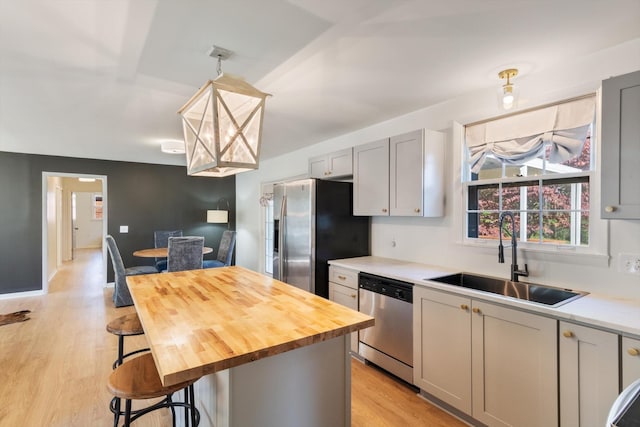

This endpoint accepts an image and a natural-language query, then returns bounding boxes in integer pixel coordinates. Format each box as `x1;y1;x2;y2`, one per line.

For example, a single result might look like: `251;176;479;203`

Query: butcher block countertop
126;266;374;387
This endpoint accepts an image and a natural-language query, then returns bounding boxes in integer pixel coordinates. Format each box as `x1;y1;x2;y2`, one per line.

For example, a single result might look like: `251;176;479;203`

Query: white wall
74;192;103;249
46;176;62;280
236;39;640;299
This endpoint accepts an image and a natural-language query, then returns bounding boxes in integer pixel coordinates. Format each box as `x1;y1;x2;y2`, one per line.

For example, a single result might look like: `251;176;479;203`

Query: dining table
126;266;374;427
132;247;213;258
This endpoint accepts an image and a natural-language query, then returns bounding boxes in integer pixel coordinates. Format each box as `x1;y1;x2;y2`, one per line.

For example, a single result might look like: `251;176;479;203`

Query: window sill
460;238;610;268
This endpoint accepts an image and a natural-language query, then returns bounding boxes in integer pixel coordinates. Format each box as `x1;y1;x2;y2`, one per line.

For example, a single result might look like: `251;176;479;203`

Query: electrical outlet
619;253;640;275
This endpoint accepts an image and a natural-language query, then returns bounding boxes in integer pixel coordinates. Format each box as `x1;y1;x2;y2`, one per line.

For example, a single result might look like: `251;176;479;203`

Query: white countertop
329;256;640;337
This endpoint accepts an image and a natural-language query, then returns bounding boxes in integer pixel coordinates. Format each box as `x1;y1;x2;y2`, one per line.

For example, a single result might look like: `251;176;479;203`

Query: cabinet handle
605;206;616;213
460;304;469;310
382;208;388;213
337;275;346;280
563;330;574;338
472;307;481;314
628;348;640;356
350;294;357;299
414;208;421;213
327;171;332;175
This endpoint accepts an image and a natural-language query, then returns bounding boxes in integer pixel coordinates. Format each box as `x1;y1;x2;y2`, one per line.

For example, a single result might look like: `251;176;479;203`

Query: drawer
329;266;358;289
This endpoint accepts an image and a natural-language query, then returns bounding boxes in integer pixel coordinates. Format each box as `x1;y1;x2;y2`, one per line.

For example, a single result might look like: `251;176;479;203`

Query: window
464;96;595;248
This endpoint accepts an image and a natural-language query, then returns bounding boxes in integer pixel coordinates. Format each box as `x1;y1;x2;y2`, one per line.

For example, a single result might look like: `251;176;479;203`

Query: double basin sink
428;272;588;307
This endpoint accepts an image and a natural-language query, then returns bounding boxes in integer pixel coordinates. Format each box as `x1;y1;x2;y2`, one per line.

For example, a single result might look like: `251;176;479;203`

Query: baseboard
0;290;46;300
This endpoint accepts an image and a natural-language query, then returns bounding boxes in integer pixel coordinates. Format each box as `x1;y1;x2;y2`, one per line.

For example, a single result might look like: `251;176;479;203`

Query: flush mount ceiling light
498;68;519;111
161;140;186;154
178;46;270;177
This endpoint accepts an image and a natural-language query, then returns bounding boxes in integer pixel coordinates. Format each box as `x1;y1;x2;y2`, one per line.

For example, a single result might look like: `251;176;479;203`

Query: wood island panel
126;266;374;387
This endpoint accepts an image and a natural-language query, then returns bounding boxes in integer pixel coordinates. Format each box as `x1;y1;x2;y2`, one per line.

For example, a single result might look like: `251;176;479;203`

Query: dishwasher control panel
358;272;413;303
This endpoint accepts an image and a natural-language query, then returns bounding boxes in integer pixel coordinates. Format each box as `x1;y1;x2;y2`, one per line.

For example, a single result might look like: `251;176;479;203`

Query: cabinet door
413;286;471;413
327;148;353;178
472;301;558;427
329;282;359;352
353;139;389;215
308;154;327;179
390;129;424;216
559;321;619;427
601;70;640;219
623;336;640;389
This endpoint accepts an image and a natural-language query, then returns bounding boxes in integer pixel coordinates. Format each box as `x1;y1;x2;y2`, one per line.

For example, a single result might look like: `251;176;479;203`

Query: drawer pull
628;348;640;356
337;275;347;280
414;208;421;213
350;294;357;299
605;206;616;213
382;208;388;213
563;331;574;338
460;304;469;310
472;307;481;314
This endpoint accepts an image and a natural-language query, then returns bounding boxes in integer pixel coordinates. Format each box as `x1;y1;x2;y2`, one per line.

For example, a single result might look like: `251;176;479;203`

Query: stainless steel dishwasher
358;272;413;384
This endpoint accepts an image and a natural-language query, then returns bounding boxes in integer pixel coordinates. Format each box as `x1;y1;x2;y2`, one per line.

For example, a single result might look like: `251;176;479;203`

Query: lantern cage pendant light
178;46;270;177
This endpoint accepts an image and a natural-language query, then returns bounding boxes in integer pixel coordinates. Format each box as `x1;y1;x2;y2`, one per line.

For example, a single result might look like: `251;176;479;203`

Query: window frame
452;94;609;267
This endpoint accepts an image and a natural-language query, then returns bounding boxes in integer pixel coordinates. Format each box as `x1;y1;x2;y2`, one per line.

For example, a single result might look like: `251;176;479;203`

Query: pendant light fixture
498;68;519;111
178;46;270;177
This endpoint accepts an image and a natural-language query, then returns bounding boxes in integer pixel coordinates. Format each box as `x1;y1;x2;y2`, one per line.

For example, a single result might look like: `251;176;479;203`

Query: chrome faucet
498;211;529;282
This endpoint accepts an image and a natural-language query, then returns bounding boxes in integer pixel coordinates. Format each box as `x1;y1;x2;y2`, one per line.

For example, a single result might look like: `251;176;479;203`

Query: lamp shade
207;209;229;224
178;73;270;177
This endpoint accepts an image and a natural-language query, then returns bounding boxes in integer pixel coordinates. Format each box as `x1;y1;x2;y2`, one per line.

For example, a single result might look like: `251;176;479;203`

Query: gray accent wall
0;151;235;294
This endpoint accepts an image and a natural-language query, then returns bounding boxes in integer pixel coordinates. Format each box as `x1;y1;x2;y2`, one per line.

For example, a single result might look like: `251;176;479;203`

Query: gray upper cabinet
353;139;390;215
601;70;640;219
390;129;445;217
308;148;353;179
353;129;445;217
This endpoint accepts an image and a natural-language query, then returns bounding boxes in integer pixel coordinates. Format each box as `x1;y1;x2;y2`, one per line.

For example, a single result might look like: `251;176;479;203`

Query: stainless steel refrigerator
273;178;370;298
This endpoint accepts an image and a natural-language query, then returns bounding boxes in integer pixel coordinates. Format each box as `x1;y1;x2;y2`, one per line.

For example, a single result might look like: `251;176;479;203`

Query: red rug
0;310;30;326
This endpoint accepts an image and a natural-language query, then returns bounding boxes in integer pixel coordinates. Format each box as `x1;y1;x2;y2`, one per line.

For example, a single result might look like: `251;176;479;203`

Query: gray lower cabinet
413;286;558;427
328;266;359;353
601;69;640;219
622;336;640;390
559;321;619;427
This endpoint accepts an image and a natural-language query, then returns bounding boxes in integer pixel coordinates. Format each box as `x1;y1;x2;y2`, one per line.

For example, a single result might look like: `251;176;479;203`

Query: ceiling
1;0;639;167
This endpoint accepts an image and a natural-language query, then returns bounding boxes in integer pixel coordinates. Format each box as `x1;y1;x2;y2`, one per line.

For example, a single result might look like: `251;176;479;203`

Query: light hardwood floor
0;249;466;427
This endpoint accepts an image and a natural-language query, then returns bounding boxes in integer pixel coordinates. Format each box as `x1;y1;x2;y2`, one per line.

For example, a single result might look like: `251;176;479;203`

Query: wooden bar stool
106;312;149;369
108;353;200;426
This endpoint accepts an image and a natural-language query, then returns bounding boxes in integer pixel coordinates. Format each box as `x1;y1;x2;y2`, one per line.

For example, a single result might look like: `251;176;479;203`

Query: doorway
42;172;108;293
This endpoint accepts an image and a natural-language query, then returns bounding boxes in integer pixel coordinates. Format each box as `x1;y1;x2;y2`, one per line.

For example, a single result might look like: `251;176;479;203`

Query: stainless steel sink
427;272;588;307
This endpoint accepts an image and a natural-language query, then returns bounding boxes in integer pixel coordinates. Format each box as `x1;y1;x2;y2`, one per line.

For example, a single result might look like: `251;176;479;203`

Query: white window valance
465;96;596;173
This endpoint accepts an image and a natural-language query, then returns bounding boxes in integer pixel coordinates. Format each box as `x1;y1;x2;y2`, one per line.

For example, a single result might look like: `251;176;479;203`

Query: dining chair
154;230;183;272
105;235;158;307
203;230;236;269
166;236;205;272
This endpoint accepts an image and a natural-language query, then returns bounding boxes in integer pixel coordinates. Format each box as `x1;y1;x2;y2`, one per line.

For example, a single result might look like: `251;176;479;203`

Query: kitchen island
126;266;374;427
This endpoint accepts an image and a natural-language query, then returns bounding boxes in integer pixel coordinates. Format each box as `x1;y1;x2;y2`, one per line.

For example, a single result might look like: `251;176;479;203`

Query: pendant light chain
216;55;223;76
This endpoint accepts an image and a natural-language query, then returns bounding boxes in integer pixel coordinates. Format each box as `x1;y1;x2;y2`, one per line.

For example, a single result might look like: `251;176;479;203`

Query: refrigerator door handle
279;195;287;283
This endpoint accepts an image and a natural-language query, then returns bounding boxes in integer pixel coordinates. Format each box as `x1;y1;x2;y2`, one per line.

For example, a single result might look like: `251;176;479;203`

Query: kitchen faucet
498;211;529;282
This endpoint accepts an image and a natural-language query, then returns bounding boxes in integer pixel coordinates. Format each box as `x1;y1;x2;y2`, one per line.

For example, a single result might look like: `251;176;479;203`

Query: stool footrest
112;347;150;370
